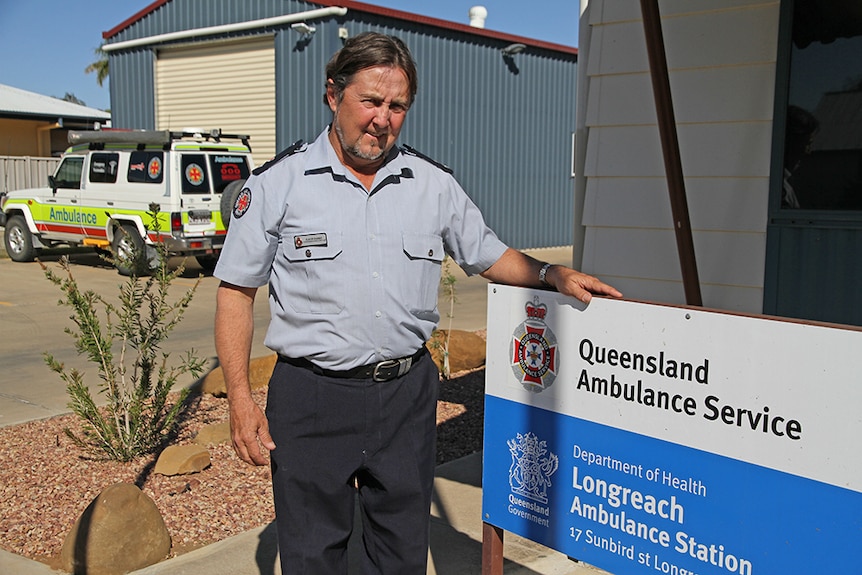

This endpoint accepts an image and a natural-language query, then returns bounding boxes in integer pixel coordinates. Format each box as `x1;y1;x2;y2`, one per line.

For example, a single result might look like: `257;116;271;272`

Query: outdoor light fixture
501;43;526;56
291;22;317;37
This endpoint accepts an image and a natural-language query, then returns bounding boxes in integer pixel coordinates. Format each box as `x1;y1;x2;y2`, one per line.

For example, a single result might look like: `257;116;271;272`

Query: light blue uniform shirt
215;128;508;370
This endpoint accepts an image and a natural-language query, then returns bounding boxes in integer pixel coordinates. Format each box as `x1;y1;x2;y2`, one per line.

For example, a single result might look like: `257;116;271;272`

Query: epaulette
400;145;454;174
252;140;306;175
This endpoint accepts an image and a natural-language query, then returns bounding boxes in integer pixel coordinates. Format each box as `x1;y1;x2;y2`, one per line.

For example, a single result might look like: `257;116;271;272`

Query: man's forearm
215;282;258;400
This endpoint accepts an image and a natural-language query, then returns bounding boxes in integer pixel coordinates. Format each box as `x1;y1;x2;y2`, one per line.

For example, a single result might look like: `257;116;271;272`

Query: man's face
327;65;410;172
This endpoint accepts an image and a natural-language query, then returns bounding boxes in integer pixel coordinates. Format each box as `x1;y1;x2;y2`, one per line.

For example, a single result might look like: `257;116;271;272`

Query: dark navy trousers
266;349;439;574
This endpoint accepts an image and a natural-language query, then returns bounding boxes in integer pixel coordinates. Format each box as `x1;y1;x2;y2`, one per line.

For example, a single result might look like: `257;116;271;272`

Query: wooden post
639;0;703;306
481;522;504;575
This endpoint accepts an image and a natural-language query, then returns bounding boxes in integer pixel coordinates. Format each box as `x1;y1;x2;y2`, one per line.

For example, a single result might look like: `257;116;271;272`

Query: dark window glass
88;153;120;183
181;154;210;194
127;151;164;184
783;1;862;210
209;154;251;194
53;157;84;189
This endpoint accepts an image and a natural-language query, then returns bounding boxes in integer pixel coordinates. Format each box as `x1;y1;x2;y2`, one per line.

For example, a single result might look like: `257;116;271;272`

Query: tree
85;45;109;88
62;93;86;106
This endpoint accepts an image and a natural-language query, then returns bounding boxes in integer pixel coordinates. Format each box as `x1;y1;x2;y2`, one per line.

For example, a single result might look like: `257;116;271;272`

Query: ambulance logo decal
510;298;558;392
148;157;162;179
508;432;558;504
233;188;252;219
185;163;204;186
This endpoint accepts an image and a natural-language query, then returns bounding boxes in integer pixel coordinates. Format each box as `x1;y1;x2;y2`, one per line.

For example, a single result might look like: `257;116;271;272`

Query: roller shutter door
156;38;275;167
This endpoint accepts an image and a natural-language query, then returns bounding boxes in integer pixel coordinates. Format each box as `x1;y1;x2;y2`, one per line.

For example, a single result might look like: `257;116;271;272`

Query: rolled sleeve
214;175;283;287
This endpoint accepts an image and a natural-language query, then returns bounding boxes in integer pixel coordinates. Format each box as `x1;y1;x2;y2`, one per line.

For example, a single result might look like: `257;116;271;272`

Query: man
214;31;621;574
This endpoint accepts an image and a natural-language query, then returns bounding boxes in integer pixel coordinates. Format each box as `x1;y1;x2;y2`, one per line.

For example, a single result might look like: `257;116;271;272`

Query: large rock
199;353;277;396
154;444;211;476
426;329;486;376
193;421;231;446
59;482;171;575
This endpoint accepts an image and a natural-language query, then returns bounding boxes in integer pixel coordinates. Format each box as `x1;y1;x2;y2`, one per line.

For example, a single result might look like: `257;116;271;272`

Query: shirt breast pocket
283;232;344;314
402;233;445;316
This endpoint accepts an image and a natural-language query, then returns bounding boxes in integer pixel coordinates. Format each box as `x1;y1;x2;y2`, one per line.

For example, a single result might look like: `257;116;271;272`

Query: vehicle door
41;155;85;241
80;152;121;242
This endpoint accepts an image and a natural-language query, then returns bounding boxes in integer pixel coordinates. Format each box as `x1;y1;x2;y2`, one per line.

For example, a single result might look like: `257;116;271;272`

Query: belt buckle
373;359;399;382
373;356;415;382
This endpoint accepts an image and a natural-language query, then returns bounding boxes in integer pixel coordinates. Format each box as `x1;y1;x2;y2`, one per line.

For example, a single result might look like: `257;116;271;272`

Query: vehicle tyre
112;224;148;276
219;179;247;230
4;215;39;262
196;253;219;274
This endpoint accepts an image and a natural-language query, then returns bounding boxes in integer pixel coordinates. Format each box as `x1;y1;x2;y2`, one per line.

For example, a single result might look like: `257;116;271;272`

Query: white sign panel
481;285;862;575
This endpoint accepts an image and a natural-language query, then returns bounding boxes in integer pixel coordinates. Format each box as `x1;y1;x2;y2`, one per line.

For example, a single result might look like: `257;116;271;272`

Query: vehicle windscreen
53;157;84;189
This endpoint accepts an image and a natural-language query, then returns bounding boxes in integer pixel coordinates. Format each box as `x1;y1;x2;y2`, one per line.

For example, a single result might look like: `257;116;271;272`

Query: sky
0;0;580;112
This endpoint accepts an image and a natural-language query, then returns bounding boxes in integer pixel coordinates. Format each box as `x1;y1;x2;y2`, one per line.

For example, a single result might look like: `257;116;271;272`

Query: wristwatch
539;262;553;286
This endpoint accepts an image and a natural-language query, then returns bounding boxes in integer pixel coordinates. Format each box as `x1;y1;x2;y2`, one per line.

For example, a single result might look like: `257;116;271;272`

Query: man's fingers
228;398;276;466
233;432;271;466
258;426;277;451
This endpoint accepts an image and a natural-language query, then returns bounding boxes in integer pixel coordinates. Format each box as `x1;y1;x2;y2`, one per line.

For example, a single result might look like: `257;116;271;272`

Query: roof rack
68;129;252;149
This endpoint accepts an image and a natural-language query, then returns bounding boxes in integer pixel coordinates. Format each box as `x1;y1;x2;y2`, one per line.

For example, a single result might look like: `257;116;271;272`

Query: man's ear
325;79;338;112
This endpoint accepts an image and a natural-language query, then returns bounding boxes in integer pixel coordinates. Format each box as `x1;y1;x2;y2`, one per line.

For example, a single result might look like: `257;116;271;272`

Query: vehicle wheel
196;253;219;274
220;179;247;230
112;224;147;276
4;215;39;262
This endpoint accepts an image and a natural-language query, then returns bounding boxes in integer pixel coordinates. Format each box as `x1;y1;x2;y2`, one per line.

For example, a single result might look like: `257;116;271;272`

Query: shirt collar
303;126;414;191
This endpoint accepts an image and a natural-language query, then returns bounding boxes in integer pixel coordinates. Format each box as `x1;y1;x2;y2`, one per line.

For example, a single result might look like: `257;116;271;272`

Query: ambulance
0;129;252;275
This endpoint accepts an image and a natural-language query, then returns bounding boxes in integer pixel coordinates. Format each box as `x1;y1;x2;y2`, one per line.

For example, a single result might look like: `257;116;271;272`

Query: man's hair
323;31;418;107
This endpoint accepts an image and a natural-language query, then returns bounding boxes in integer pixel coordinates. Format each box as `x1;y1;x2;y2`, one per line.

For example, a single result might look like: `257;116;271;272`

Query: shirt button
305;249;312;257
428;249;434;257
375;311;382;318
372;271;379;279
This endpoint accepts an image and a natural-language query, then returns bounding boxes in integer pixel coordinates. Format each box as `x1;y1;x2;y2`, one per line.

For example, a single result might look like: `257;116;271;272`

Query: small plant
431;256;459;379
42;207;206;461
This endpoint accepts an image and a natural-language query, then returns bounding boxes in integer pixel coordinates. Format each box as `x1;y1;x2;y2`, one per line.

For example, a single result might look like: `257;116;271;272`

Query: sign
482;285;862;574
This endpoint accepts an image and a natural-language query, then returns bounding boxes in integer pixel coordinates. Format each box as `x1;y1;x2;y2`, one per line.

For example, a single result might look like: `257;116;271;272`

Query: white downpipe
572;0;591;270
102;6;348;52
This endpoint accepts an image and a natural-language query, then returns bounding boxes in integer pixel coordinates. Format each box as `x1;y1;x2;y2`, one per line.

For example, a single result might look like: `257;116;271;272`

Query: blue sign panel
482;396;860;574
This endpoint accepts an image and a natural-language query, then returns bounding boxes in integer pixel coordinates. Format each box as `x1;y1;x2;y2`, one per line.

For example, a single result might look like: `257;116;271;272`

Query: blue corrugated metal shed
103;0;579;248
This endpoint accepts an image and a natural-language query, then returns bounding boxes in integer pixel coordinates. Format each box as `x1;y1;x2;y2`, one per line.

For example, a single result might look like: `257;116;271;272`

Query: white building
574;0;861;326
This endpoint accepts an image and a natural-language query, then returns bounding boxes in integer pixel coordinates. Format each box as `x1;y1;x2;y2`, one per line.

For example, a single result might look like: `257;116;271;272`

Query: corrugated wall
107;0;579;248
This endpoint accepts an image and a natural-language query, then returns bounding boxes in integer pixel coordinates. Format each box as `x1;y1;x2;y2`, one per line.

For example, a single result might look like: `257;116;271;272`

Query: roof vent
469;6;487;28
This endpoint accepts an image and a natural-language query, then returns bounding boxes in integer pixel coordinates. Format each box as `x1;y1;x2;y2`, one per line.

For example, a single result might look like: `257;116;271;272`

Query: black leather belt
279;348;425;382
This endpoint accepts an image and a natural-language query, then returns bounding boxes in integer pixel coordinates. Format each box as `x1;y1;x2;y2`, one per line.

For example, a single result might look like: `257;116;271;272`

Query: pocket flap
402;233;444;262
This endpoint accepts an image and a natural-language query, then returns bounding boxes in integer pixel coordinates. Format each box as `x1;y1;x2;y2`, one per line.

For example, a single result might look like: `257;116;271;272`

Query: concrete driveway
0;250;272;427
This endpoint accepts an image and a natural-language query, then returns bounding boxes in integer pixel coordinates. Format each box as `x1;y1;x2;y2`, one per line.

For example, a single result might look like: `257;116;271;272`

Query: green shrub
42;208;206;461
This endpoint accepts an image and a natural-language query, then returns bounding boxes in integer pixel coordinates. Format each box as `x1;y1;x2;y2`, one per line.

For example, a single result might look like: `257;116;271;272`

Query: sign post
481;285;862;574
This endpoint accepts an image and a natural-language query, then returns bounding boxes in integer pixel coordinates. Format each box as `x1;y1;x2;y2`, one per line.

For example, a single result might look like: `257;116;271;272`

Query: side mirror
48;175;57;194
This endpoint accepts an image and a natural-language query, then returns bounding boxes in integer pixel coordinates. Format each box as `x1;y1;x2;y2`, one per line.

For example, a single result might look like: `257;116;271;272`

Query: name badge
294;233;328;249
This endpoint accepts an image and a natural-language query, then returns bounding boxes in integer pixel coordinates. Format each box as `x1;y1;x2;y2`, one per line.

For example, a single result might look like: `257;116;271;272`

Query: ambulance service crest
510;298;558;392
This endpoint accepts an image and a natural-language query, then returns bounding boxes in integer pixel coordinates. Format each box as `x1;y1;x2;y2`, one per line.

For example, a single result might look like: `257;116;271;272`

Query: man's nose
373;104;391;125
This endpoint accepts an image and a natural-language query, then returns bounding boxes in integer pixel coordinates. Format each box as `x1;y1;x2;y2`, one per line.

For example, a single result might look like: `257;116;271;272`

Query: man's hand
544;265;622;303
480;248;623;303
229;394;276;466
